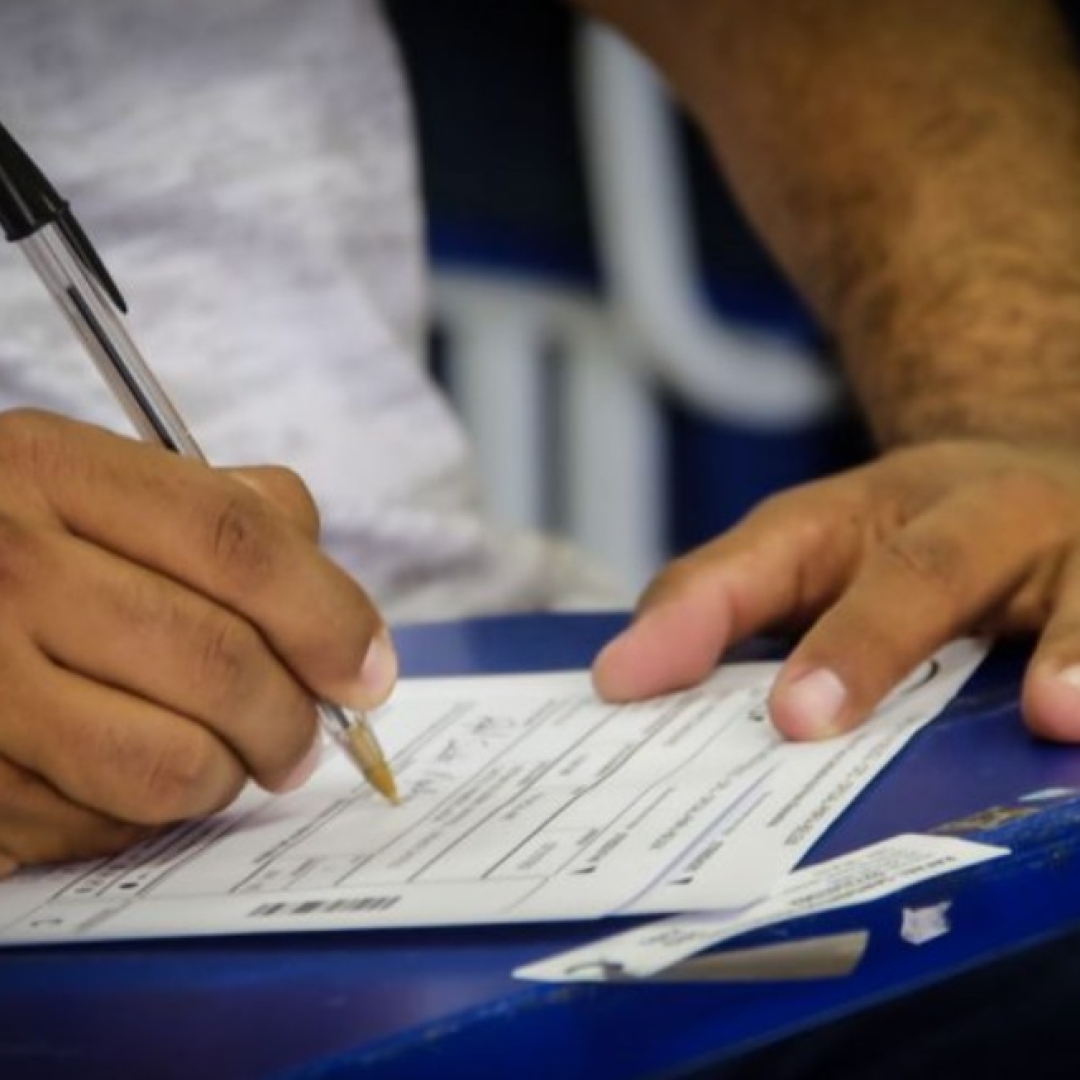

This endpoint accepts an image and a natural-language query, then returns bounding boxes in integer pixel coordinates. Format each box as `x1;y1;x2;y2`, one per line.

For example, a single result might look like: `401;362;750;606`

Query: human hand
0;410;395;873
593;438;1080;743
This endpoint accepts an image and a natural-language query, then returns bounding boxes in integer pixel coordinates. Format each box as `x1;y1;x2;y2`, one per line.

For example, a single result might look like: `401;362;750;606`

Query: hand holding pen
0;119;398;871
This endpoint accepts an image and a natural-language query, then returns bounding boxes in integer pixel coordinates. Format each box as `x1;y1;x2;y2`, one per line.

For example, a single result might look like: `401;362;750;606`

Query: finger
1019;551;1080;742
0;412;395;710
592;482;862;701
591;575;737;702
27;532;320;791
0;755;151;866
768;476;1059;739
0;645;247;826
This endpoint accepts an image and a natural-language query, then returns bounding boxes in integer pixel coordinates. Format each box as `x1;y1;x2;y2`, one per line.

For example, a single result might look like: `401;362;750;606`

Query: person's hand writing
593;439;1080;742
0;409;395;874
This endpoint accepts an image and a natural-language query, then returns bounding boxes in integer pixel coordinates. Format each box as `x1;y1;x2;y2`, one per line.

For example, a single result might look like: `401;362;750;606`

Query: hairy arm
575;1;1080;741
573;0;1080;448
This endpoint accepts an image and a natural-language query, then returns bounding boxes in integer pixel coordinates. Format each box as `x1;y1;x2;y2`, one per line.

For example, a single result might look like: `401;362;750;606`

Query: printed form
0;641;984;945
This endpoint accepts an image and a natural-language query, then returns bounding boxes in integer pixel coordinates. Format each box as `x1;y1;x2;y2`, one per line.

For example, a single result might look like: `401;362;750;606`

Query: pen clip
54;205;128;314
0;118;127;313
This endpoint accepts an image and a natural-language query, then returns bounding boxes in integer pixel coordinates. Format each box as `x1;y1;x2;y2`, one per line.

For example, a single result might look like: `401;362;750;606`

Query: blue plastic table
3;613;1080;1079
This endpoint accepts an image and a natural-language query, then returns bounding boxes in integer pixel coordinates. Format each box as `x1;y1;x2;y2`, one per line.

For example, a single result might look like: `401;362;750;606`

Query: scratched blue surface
2;615;1080;1080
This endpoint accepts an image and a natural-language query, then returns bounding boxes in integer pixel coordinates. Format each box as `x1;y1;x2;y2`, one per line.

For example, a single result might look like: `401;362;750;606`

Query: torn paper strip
515;834;1007;982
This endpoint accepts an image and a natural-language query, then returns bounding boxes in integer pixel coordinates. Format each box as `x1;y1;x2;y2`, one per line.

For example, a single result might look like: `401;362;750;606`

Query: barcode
249;895;400;918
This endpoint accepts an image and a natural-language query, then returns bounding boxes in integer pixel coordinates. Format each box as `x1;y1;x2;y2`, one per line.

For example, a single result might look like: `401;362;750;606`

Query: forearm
575;0;1080;449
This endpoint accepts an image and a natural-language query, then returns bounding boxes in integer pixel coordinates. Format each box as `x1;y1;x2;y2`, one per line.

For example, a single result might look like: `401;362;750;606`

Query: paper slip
0;641;984;945
515;833;1008;982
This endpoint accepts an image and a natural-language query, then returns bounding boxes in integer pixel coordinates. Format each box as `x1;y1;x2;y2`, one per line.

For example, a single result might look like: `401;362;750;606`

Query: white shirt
0;0;618;619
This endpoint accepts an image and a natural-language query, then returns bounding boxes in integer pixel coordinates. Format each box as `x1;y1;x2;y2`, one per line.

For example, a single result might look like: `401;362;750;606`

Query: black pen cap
0;118;67;242
0;118;126;310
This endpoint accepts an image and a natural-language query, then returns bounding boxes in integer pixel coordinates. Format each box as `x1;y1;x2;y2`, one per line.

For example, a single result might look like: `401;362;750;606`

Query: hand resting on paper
581;0;1080;747
593;438;1080;742
0;410;395;873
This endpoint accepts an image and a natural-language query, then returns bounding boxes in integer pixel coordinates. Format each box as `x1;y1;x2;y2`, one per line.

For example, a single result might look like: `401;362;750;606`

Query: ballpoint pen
0;118;399;805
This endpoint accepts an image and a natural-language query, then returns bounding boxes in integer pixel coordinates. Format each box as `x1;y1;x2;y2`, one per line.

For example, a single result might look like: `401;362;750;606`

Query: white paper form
0;641;984;945
516;833;1008;982
627;639;986;915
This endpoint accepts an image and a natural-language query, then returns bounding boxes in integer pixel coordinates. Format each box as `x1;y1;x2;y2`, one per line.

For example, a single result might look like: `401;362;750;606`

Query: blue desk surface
3;613;1080;1080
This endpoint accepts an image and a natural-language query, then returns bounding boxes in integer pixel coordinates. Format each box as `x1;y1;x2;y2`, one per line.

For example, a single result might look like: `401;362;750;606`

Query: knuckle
0;756;42;809
111;569;185;636
0;409;74;478
193;612;263;710
112;579;267;714
0;755;150;865
191;614;317;783
207;490;281;585
879;531;964;600
123;729;239;826
0;517;52;601
0;695;239;830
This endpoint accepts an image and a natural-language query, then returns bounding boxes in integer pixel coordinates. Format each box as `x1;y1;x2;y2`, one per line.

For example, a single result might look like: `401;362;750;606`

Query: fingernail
350;627;398;711
278;735;323;793
0;852;18;879
1031;665;1080;741
776;668;848;739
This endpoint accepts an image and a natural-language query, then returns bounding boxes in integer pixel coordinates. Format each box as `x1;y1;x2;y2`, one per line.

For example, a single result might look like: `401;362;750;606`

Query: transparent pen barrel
19;223;205;460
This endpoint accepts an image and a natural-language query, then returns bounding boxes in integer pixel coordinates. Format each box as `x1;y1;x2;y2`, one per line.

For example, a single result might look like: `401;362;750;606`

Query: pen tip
345;725;401;806
374;767;401;806
369;764;402;806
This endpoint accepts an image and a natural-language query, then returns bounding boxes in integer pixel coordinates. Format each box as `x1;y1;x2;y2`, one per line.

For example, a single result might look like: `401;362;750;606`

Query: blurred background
385;0;872;597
